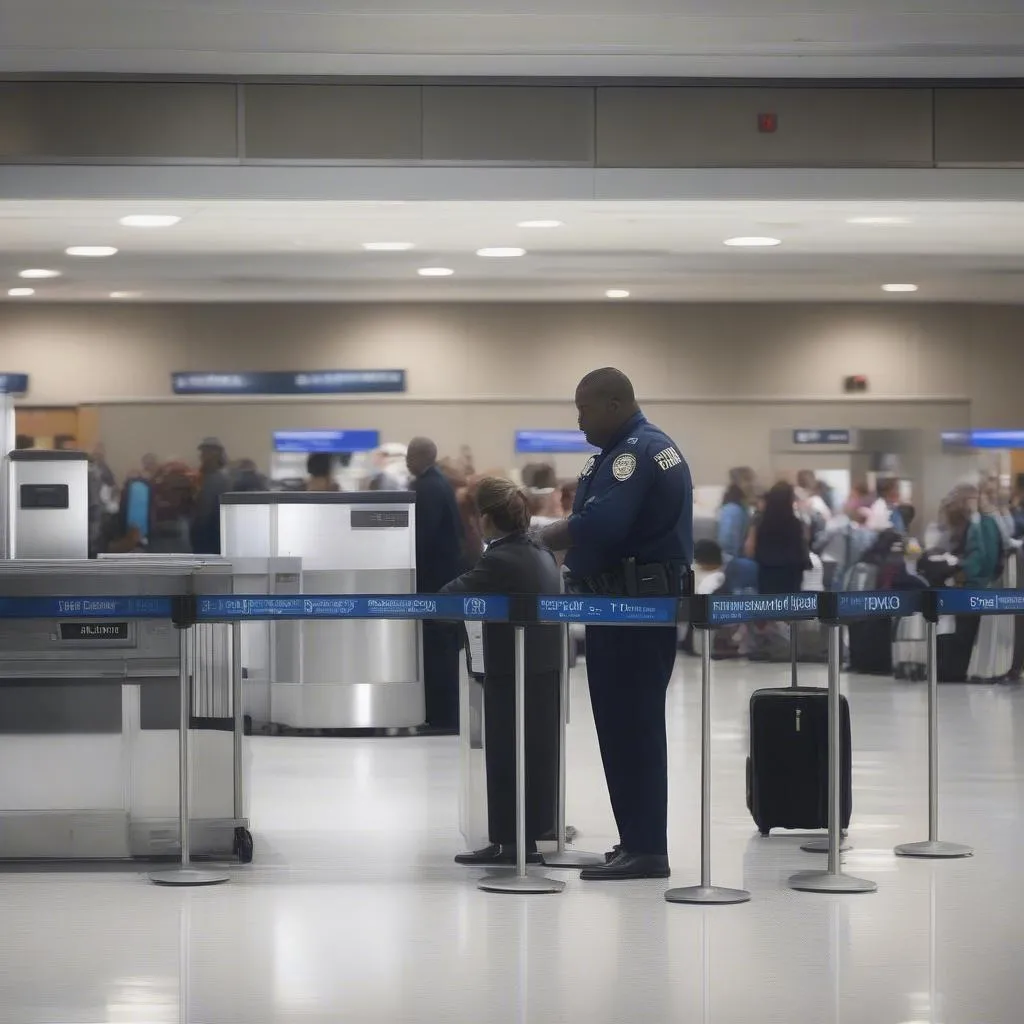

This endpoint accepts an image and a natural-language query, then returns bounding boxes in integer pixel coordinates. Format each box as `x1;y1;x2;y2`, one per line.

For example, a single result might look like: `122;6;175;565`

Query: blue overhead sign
941;430;1024;450
172;370;406;396
537;596;679;625
515;430;597;455
0;374;28;395
792;430;851;446
273;430;380;454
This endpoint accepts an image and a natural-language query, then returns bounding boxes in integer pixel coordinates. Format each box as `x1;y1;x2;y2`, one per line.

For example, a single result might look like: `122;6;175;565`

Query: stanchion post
479;624;564;894
790;622;799;688
790;609;876;894
895;592;973;859
543;623;603;869
666;596;750;905
151;597;230;888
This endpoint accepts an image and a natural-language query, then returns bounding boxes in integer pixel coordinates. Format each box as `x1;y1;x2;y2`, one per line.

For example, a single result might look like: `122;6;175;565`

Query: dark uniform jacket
565;411;694;583
440;532;562;676
412;465;466;593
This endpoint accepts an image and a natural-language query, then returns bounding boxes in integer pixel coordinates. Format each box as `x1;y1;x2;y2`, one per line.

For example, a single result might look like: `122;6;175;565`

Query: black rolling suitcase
746;686;852;836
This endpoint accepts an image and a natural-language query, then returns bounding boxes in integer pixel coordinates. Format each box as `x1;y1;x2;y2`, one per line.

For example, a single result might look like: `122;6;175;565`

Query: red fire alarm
758;112;778;134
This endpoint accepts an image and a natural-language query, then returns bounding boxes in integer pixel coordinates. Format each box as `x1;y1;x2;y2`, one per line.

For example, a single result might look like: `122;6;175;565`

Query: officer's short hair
578;367;635;405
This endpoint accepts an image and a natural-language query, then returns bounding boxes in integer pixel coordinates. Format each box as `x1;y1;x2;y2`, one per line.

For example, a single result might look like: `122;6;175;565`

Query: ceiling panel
2;0;1024;76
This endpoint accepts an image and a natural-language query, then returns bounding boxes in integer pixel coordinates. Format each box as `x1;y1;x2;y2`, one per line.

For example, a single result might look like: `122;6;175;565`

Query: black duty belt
568;559;693;598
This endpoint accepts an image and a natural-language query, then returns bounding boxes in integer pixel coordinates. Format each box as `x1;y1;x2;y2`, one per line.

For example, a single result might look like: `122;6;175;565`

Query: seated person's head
474;477;531;541
694;539;724;572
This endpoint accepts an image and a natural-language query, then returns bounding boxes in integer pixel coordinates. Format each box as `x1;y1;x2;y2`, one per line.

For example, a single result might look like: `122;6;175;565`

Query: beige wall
0;300;1011;482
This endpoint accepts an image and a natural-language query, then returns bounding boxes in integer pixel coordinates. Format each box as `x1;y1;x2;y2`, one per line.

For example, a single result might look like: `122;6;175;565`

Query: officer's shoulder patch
612;453;637;482
579;455;596;479
653;446;682;471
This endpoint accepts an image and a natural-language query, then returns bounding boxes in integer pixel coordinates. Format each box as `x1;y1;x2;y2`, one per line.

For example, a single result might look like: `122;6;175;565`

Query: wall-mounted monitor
273;430;380;454
515;430;597;455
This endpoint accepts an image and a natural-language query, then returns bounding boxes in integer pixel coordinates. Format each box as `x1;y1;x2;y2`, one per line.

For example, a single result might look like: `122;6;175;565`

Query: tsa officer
540;367;693;880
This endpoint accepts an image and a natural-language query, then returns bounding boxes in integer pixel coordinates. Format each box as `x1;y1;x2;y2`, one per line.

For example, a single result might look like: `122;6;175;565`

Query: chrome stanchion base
664;884;751;905
544;849;604;869
801;836;852;853
788;870;877;894
478;872;566;895
149;867;230;887
894;840;973;859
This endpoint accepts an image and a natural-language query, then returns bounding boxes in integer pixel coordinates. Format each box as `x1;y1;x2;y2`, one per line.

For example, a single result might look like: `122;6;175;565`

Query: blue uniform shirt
564;411;693;579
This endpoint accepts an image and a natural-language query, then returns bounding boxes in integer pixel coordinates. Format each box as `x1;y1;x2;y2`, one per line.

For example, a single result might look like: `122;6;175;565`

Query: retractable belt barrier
0;587;1009;896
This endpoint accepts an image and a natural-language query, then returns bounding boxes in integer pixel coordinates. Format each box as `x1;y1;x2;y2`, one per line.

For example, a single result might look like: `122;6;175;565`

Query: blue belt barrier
0;596;174;619
707;592;819;626
195;593;511;622
536;595;679;625
935;588;1024;616
837;589;923;620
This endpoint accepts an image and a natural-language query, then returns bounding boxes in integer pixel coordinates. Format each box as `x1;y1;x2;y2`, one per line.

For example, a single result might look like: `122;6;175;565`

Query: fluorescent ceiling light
362;242;415;251
723;236;781;247
847;216;911;225
110;291;143;299
119;214;181;228
7;287;35;297
882;283;919;293
605;289;631;299
517;220;563;229
418;267;454;277
19;268;61;279
66;246;118;257
476;247;526;258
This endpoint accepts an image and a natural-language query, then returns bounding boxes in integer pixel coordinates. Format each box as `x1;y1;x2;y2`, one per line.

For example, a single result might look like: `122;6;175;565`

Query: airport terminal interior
6;2;1024;1022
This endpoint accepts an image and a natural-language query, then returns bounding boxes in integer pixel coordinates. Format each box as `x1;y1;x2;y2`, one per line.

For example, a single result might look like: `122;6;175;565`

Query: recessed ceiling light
418;267;454;277
882;283;919;293
19;268;61;280
517;220;563;229
362;242;416;251
119;214;181;228
66;246;118;258
476;247;526;258
847;216;911;225
605;289;631;299
110;291;143;299
7;287;35;297
723;236;782;247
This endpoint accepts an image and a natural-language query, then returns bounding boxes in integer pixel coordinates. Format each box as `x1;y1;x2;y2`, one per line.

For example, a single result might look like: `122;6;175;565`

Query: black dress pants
585;624;677;856
484;670;560;846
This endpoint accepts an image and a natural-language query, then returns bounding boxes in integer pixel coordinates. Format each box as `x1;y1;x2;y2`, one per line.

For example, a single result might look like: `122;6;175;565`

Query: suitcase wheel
234;827;255;864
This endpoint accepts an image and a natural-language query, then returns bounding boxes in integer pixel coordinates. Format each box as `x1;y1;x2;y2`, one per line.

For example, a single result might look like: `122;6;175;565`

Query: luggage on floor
893;613;927;680
746;686;852;836
843;561;889;674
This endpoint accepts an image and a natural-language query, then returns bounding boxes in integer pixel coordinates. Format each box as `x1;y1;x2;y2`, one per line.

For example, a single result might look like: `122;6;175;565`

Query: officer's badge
580;455;596;478
612;453;637;481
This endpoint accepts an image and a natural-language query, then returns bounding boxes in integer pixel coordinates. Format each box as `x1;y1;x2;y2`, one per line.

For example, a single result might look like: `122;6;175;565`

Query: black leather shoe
604;843;624;863
580;853;670;880
454;844;543;866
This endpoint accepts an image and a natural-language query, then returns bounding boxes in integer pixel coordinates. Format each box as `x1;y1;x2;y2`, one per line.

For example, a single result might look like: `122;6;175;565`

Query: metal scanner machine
221;491;423;730
0;559;251;861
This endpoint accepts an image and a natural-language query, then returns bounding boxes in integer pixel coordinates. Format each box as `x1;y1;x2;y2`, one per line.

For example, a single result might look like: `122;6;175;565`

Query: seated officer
540;367;693;881
440;477;562;866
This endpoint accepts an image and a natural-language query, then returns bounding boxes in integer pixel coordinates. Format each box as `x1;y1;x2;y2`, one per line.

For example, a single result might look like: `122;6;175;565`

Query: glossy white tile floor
3;658;1023;1023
